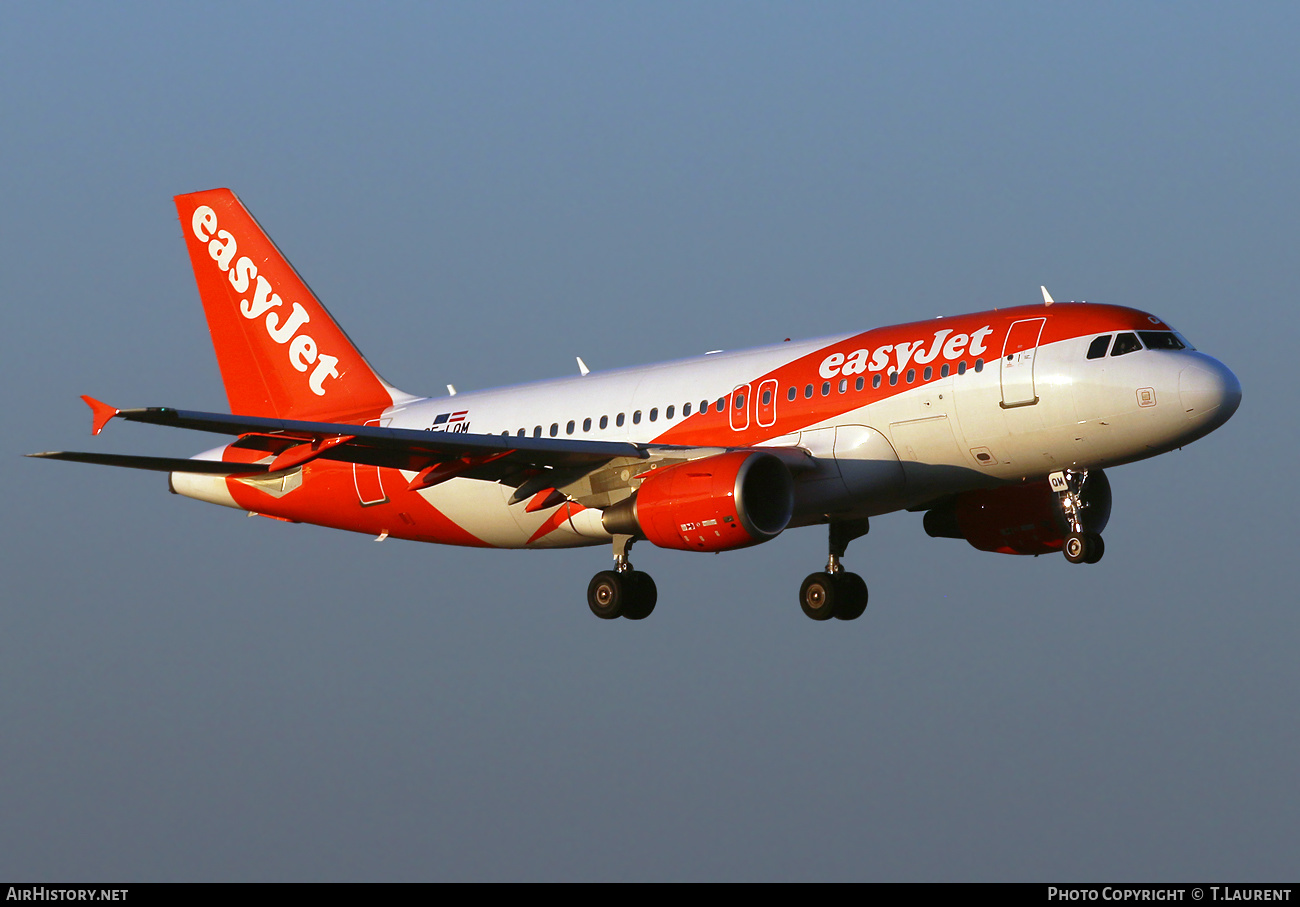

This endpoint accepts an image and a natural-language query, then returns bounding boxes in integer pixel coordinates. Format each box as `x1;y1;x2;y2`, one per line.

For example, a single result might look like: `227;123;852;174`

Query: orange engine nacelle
603;451;794;552
923;471;1112;555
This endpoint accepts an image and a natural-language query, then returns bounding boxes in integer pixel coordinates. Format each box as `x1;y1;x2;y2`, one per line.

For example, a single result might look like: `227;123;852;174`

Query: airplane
30;188;1242;621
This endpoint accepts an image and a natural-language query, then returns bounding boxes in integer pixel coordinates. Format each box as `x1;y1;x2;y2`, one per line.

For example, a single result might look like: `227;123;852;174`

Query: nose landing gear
1063;531;1105;565
587;534;658;620
1051;470;1106;564
798;518;870;621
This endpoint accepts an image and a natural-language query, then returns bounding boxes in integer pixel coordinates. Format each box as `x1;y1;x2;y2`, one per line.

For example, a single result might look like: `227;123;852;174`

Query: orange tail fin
174;189;399;421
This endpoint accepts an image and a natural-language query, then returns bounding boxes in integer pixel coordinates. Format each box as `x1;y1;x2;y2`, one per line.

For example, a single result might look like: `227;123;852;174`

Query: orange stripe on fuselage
223;460;492;547
527;501;587;544
651;303;1168;447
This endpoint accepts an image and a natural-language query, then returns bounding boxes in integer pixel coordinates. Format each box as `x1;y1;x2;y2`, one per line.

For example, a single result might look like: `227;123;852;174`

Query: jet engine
923;470;1112;555
603;451;794;552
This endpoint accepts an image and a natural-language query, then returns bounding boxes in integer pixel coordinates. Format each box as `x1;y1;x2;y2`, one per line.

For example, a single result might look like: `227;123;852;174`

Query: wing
31;397;674;498
33;397;816;506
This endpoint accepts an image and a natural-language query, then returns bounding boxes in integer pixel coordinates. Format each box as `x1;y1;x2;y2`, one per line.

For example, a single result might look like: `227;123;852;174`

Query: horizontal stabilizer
26;451;271;474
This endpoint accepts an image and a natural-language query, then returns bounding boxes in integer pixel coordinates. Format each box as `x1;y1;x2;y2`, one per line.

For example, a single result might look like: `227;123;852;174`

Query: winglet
81;396;120;436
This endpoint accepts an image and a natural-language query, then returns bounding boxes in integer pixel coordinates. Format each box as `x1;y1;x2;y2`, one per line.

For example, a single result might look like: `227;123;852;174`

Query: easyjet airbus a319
32;189;1242;621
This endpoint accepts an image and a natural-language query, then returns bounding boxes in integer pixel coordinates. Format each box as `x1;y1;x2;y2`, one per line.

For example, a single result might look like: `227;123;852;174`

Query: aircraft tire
588;571;626;620
834;572;868;621
799;573;839;621
623;571;658;620
1083;533;1105;564
1063;533;1088;564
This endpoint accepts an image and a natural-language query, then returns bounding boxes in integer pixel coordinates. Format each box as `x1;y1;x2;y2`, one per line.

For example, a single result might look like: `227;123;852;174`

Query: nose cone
1179;358;1242;431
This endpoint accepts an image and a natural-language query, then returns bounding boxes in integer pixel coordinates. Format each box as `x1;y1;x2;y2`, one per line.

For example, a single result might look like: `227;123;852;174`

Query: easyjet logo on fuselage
191;206;339;396
818;325;995;379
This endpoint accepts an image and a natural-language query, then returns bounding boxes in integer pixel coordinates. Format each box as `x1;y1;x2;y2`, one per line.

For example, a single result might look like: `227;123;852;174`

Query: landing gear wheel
622;571;658;620
799;573;839;621
587;570;626;620
1064;532;1104;565
1063;533;1088;564
1083;533;1105;564
834;572;869;621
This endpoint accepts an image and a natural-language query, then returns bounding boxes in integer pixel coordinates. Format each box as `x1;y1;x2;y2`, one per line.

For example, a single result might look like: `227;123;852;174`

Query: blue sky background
2;2;1296;881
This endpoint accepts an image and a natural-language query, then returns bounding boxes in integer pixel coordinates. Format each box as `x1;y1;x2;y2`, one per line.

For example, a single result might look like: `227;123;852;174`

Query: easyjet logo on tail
191;205;339;396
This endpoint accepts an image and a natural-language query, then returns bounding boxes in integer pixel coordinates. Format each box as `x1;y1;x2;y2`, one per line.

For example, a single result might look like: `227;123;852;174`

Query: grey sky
2;3;1296;880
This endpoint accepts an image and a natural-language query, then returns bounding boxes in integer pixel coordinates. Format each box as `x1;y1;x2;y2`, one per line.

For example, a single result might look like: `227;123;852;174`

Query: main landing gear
586;522;873;622
798;518;870;621
1050;470;1106;565
587;534;657;620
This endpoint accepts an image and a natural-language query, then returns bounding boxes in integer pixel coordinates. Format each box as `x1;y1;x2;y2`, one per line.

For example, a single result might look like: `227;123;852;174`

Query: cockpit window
1138;331;1186;351
1087;335;1112;359
1111;332;1142;356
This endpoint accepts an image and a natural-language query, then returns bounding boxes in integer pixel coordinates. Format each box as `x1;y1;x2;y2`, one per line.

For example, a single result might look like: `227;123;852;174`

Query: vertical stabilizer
174;189;399;421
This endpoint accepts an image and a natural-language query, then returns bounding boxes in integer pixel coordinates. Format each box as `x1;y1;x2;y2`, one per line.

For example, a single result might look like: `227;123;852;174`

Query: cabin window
716;398;726;413
787;386;797;401
1111;333;1142;356
940;363;950;378
666;405;675;420
1139;331;1185;351
701;400;709;413
975;358;985;372
599;415;609;430
762;389;771;405
683;402;692;417
583;418;592;432
906;369;915;383
957;361;967;375
889;372;898;386
855;376;864;391
517;428;526;437
923;366;932;381
550;423;559;437
616;413;625;427
873;374;882;389
566;420;575;435
804;384;813;399
533;426;542;438
734;394;745;410
1087;335;1112;359
649;408;658;422
838;379;848;394
821;382;830;396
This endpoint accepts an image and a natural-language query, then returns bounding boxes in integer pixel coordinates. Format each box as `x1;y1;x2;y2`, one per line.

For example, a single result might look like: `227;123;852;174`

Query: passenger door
1001;317;1046;407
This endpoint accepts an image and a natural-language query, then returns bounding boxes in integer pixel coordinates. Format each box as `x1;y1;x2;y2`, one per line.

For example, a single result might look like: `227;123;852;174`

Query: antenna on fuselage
1041;286;1055;306
576;357;590;376
447;384;457;396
